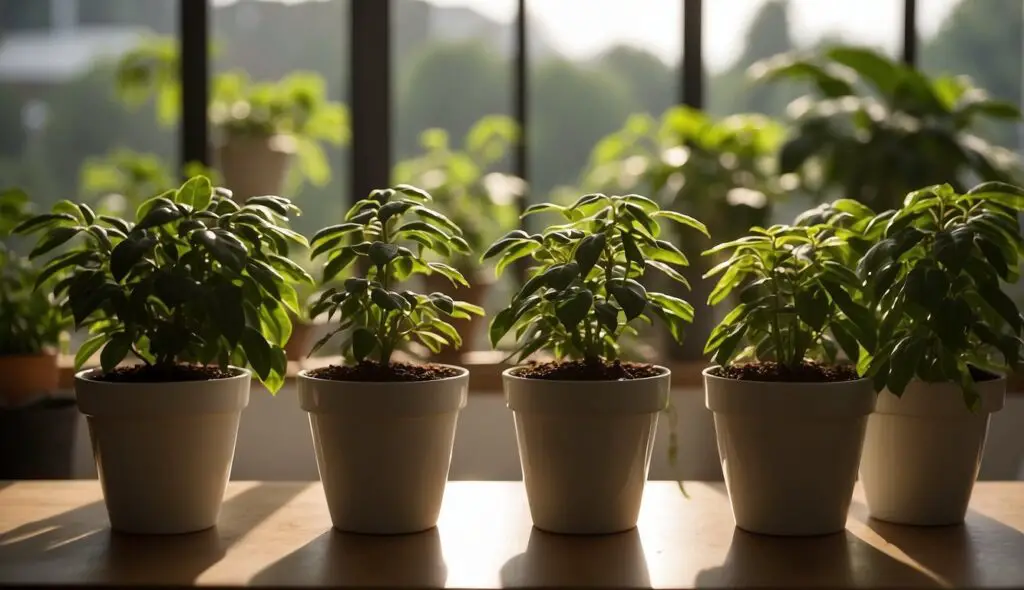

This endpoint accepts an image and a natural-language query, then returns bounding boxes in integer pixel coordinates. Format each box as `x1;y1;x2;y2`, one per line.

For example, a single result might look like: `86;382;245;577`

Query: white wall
69;386;1024;481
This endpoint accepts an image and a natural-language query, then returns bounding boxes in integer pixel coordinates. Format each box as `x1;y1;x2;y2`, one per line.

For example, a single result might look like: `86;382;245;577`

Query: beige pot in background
75;368;251;534
298;366;469;534
504;367;670;535
0;352;59;407
704;368;875;536
860;376;1005;526
216;133;295;202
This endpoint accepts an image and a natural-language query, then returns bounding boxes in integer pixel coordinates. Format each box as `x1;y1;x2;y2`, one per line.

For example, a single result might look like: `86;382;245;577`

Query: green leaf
368;242;400;266
134;206;184;232
177;175;213;209
13;213;78;235
192;229;246;273
393;184;432;202
241;326;272;381
29;226;81;259
110;236;156;282
75;334;108;370
594;301;620;333
555;289;593;330
310;223;362;246
351;328;379;361
100;332;134;374
652;210;710;237
608;279;647;320
573;233;606;277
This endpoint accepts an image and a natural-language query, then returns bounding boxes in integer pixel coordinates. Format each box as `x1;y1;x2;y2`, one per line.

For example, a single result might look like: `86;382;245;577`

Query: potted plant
116;40;348;202
702;221;877;536
485;192;707;534
211;70;348;202
754;46;1022;212
392;116;522;356
299;184;483;534
15;176;312;534
0;188;76;479
852;181;1024;525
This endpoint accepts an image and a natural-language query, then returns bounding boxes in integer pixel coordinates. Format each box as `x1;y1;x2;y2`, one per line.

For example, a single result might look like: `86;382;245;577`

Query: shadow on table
864;508;1024;588
0;482;303;585
251;526;446;587
694;525;940;588
499;527;651;588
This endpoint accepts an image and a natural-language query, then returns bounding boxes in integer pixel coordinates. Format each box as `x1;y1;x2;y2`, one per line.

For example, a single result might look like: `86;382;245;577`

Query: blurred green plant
116;37;349;192
754;46;1022;211
79;149;220;217
392;115;522;277
582;106;787;244
0;189;69;356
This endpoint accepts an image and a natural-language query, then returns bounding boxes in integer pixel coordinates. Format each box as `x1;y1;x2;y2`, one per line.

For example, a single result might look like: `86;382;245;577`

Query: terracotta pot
423;272;491;361
285;319;315;362
216;133;295;202
0;352;59;408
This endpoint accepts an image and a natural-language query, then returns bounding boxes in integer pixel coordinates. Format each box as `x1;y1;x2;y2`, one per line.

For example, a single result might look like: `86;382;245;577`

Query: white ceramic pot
859;376;1006;525
297;366;468;534
503;366;670;535
216;133;295;202
75;367;250;534
704;367;875;536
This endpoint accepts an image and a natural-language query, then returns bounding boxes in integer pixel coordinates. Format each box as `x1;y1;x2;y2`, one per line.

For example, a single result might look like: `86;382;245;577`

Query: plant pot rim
702;364;871;387
297;363;469;386
74;365;251;386
502;363;670;384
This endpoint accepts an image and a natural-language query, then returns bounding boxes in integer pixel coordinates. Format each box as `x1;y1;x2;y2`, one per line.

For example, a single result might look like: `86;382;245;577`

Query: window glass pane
920;0;1024;152
706;0;903;118
212;0;349;240
528;0;681;199
392;0;516;354
0;0;177;210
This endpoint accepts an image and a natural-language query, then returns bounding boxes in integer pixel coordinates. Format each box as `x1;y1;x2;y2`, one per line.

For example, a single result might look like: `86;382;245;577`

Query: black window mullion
349;0;391;207
179;0;210;174
681;0;703;108
902;0;917;67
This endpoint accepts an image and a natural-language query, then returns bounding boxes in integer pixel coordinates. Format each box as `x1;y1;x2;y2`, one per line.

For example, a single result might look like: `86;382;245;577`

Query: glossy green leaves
850;182;1024;409
307;185;484;365
702;223;875;371
485;191;708;363
14;176;312;394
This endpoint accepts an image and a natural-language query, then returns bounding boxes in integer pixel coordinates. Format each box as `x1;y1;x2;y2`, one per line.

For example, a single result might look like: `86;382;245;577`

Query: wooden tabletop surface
1;481;1022;589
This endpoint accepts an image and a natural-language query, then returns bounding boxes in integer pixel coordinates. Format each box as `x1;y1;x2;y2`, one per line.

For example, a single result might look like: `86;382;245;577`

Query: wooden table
1;481;1022;589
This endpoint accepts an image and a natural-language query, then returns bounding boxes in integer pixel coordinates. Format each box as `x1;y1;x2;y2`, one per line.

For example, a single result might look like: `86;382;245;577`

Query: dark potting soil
710;361;858;383
511;359;663;381
308;361;460;382
92;363;237;383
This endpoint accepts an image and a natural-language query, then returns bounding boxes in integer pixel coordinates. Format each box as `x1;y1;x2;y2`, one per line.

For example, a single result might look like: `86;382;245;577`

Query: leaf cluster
844;182;1024;408
307;185;484;364
754;46;1022;212
485;192;709;363
0;189;69;356
14;176;313;393
703;221;875;370
391;115;522;272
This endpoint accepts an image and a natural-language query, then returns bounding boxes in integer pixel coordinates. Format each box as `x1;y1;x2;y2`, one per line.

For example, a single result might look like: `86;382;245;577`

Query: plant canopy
307;185;485;365
485;192;709;363
14;176;313;393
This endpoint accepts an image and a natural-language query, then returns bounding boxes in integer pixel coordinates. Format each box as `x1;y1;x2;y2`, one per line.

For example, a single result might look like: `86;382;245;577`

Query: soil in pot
307;361;460;382
511;359;662;381
90;363;235;383
709;360;857;383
